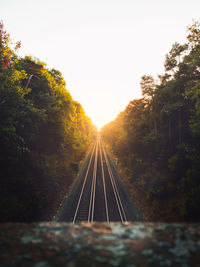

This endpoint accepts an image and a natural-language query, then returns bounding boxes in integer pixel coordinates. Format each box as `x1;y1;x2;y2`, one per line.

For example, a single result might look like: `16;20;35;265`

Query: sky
1;0;200;129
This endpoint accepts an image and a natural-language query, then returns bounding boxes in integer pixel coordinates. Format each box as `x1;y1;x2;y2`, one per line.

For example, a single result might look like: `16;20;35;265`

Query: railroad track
55;136;132;223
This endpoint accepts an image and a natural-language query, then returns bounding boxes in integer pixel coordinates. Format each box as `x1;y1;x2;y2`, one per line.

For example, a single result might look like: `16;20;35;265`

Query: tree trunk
178;108;182;144
168;117;173;152
153;115;158;154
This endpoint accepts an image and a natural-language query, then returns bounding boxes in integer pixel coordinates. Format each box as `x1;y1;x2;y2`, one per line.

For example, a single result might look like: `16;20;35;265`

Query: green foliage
0;21;96;222
101;20;200;222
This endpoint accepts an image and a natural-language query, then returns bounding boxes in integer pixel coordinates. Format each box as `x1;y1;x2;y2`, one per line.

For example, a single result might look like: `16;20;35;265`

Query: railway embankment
55;137;138;223
1;222;200;266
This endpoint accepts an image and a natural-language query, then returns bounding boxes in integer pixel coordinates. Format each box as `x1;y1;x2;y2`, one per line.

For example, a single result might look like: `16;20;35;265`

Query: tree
102;20;200;222
0;21;96;222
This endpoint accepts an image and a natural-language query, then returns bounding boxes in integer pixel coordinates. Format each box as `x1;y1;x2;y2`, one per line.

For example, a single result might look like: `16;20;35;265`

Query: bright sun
89;109;120;132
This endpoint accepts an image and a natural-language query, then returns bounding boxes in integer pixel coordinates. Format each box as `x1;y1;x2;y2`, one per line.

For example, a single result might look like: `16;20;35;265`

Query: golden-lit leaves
187;20;200;46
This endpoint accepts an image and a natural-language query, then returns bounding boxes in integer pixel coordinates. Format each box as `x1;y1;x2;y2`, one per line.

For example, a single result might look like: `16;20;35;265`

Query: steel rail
72;142;97;224
88;138;98;222
101;141;127;223
91;138;99;221
72;137;127;223
99;138;110;222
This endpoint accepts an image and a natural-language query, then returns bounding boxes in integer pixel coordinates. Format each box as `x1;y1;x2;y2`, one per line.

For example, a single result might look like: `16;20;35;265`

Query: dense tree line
101;21;200;222
0;21;96;222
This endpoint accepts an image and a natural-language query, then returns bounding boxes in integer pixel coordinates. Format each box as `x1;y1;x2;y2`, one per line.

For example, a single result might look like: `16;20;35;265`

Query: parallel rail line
99;140;109;223
102;142;127;223
72;143;96;223
72;136;127;223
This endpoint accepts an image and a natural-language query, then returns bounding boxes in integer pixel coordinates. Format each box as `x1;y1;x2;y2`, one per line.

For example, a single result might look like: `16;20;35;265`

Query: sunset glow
1;0;200;129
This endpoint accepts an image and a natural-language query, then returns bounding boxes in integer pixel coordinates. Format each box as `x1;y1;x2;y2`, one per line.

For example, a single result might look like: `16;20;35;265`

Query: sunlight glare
1;0;200;130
